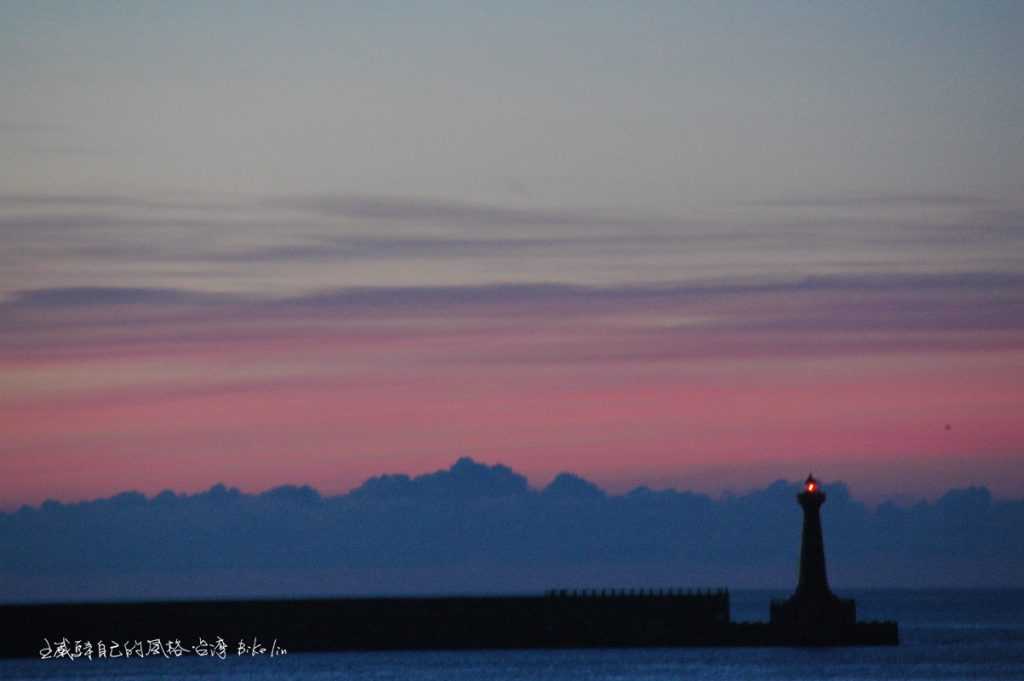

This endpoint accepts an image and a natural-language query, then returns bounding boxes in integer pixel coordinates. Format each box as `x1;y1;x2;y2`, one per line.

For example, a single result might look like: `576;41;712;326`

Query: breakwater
0;589;897;658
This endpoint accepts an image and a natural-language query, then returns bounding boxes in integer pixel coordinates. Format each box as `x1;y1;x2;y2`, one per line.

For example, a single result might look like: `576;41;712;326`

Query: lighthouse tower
795;474;832;600
770;474;856;643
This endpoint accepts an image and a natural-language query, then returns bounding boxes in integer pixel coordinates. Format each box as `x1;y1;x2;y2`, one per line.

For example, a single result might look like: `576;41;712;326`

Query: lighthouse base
769;593;865;645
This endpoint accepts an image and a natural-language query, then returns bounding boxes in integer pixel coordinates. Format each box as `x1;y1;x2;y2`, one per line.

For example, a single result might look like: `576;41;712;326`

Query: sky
2;1;1024;509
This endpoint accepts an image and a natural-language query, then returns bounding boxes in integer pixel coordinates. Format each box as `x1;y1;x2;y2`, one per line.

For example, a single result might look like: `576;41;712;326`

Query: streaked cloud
743;193;996;208
266;194;629;227
3;190;1021;305
6;286;225;308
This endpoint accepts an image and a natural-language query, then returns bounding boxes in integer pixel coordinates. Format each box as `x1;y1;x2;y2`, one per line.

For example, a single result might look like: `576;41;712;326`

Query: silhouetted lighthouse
770;474;857;643
795;474;832;600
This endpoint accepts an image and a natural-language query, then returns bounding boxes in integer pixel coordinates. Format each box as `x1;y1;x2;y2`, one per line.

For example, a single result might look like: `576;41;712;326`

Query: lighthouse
795;474;831;600
770;474;857;643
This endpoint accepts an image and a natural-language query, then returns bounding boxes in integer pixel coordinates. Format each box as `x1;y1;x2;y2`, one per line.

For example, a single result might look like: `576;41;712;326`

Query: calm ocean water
3;590;1021;680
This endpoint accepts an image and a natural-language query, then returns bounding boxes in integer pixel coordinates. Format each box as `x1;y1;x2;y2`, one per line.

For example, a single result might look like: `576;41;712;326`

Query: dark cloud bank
2;459;1021;601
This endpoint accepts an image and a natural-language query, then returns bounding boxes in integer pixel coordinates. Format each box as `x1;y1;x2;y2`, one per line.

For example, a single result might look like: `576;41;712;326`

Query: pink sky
3;279;1022;509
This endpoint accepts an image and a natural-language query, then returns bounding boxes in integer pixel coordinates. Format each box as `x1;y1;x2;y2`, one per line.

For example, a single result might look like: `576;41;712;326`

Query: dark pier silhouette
0;476;897;657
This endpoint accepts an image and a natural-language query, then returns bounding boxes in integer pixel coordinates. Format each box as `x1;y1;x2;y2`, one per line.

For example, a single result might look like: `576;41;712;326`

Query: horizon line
3;456;1010;514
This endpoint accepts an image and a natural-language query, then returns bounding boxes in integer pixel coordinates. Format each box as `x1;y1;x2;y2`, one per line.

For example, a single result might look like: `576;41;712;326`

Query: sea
2;589;1021;680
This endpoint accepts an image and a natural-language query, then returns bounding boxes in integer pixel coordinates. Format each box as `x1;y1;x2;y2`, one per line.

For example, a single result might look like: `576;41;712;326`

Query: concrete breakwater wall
0;589;896;658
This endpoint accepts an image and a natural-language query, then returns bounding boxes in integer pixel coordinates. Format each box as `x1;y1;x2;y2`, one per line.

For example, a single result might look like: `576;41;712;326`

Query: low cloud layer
1;458;1021;602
